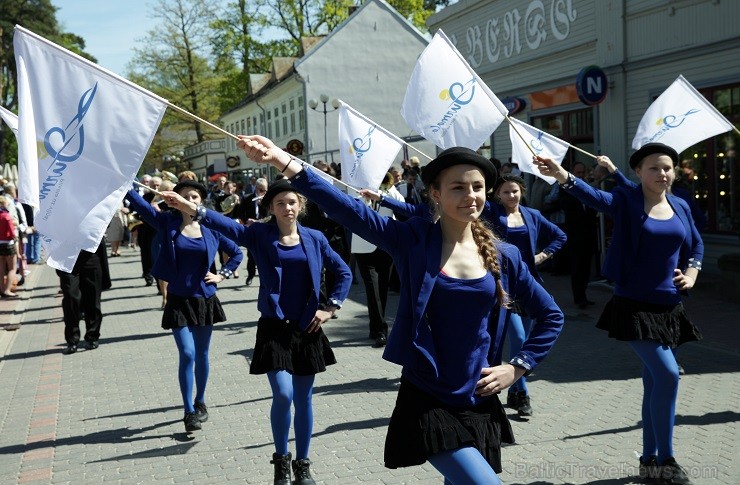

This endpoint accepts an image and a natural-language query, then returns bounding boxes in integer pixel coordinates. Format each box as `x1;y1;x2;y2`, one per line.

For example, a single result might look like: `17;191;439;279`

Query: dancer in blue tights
126;180;243;433
538;143;702;485
163;178;351;485
233;136;564;485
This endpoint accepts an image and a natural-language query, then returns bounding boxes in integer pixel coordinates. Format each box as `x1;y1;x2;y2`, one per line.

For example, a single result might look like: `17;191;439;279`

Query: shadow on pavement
562;411;740;441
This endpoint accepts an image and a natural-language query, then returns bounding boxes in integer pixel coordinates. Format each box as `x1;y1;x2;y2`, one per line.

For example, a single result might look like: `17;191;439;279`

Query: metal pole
323;101;328;159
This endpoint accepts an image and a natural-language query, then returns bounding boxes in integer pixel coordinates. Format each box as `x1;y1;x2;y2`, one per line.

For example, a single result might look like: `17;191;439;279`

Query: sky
54;0;161;76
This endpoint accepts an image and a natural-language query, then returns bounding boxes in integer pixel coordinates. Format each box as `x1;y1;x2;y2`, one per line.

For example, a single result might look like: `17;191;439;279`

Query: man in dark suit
57;243;107;354
559;162;599;309
236;178;268;286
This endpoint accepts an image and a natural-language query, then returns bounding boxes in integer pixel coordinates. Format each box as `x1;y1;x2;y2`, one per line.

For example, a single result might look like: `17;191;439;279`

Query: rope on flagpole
505;116;538;158
289;158;362;195
568;144;598;159
133;180;164;196
506;116;599;160
165;101;240;141
403;142;433;161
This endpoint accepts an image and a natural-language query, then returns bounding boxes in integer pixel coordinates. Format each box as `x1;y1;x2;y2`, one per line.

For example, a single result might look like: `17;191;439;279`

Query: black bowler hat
261;179;295;208
173;180;208;199
421;147;498;189
628;142;679;170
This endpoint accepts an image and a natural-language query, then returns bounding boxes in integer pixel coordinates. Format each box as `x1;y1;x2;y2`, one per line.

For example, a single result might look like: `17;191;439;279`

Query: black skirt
250;317;336;376
161;294;226;329
596;295;702;347
384;377;514;473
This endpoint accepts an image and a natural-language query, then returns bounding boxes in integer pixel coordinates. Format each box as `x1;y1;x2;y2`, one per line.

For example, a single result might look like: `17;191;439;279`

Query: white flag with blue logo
0;106;19;136
632;75;733;153
401;30;508;150
338;101;403;191
14;25;167;272
509;117;569;185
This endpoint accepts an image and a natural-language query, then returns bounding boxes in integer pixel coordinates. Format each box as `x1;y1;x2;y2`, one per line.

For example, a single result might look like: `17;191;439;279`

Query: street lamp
163;150;186;177
308;94;340;159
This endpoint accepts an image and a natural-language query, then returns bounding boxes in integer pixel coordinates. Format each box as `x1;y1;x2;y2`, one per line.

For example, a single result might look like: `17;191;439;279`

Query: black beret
629;142;679;170
261;179;295;208
421;147;498;189
173;180;208;199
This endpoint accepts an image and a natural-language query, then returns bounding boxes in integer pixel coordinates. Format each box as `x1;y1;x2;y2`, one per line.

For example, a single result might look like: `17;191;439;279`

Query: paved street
0;247;738;484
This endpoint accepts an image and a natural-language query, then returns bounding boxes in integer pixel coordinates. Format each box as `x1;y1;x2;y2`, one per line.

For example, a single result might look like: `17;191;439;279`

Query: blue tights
629;340;680;464
267;370;315;460
507;312;532;394
172;326;213;414
428;447;501;485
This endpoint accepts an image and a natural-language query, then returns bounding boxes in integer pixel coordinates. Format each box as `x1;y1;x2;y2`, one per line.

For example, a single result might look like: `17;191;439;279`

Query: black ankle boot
270;452;291;485
292;459;316;485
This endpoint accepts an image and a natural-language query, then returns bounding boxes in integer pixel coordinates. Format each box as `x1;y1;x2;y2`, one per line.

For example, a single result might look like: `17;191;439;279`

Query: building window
283;116;288;134
290;99;295;111
275;119;280;138
274;107;279;118
241;119;245;134
299;110;305;130
282;103;287;114
531;108;593;168
247;117;251;132
290;113;296;133
680;83;739;234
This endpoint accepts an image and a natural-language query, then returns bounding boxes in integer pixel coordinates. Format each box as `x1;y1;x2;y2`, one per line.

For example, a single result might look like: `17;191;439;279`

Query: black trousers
355;248;393;338
57;256;103;345
137;225;154;281
246;249;257;279
569;239;593;304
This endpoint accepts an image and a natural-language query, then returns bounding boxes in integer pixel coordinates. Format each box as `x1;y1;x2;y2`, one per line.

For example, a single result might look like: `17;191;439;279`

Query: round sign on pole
576;65;608;106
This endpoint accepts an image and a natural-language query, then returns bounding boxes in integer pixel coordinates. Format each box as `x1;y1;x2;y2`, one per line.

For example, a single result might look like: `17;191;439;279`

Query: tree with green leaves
0;0;96;166
127;0;225;171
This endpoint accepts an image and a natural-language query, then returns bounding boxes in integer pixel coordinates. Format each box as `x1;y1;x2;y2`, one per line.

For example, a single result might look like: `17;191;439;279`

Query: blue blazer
378;198;566;282
198;209;352;331
291;168;564;376
561;177;704;287
125;190;243;296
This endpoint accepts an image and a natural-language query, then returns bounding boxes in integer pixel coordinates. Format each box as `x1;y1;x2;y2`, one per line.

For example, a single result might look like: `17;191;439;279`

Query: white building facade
220;0;434;182
429;0;740;269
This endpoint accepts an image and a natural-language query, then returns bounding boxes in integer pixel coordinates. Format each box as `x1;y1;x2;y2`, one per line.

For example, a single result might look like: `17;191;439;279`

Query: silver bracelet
193;205;207;222
687;258;702;271
218;267;233;279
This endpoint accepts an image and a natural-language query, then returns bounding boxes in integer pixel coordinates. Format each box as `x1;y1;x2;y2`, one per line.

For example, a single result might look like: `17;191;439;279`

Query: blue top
125;190;243;296
168;235;209;298
277;243;312;321
379;197;566;282
560;178;703;290
196;209;352;331
290;168;564;386
617;214;685;305
505;225;533;264
403;272;497;407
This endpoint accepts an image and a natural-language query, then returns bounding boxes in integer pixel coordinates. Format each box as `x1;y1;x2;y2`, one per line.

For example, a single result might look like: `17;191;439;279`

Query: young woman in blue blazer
538;143;702;485
491;174;566;417
363;174;566;417
125;181;243;433
163;178;352;485
231;135;564;485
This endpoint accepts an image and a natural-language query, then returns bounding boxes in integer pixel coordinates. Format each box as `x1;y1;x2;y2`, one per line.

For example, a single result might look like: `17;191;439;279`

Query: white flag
0;106;19;136
14;25;167;272
632;75;733;153
509;118;570;185
338;101;403;191
401;30;508;150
